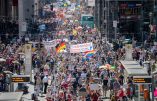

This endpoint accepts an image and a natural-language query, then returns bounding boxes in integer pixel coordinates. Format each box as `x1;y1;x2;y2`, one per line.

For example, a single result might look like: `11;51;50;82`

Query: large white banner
24;44;32;76
87;0;95;7
42;39;61;51
70;42;93;53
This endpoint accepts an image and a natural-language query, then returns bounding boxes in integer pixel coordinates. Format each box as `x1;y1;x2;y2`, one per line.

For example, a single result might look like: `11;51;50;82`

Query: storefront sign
11;75;30;83
133;76;152;84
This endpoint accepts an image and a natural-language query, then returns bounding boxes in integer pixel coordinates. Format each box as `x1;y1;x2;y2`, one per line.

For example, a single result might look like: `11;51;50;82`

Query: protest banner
42;39;62;51
70;42;93;53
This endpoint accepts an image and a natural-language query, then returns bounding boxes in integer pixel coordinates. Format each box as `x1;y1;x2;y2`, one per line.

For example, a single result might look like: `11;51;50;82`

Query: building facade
0;0;38;41
95;0;157;44
0;0;12;20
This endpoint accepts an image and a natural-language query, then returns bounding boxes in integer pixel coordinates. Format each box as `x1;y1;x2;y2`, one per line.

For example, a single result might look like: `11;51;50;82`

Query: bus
81;14;94;28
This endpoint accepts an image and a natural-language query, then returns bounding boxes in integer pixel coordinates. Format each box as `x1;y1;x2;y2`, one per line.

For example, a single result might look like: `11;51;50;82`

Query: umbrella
74;20;78;22
3;71;13;74
105;64;111;69
44;64;50;70
0;58;6;62
77;26;82;30
99;65;107;69
12;60;20;64
111;65;116;69
76;27;82;31
18;52;24;55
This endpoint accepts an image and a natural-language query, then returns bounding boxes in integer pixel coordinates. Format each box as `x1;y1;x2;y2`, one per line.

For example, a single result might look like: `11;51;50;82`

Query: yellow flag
73;29;77;36
32;48;36;52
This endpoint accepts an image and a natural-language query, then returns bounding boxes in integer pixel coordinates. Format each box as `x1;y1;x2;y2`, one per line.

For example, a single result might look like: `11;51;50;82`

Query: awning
120;60;148;76
0;92;23;101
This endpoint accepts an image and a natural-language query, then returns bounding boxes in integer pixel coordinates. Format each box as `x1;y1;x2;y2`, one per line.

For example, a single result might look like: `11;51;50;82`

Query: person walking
43;75;49;94
36;75;42;96
102;76;108;97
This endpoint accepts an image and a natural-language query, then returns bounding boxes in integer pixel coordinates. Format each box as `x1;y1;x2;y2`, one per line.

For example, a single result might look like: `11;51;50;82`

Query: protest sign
89;83;101;90
79;87;87;96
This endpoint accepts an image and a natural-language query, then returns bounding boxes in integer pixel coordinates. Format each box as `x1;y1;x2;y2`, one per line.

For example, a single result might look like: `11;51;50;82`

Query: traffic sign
133;76;152;84
11;75;30;83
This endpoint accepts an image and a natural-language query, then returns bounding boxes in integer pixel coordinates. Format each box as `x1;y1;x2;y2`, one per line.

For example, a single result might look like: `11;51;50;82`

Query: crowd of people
0;0;157;101
31;1;137;101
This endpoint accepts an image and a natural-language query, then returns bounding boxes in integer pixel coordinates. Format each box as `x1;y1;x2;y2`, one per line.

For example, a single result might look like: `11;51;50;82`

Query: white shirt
81;72;87;78
43;76;48;83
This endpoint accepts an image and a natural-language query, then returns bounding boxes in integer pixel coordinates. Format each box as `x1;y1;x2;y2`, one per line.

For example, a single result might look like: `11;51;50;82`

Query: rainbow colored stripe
83;50;96;58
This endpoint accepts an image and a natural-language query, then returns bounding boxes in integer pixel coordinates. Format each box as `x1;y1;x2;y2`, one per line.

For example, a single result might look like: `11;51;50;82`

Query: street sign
11;75;30;83
133;76;152;84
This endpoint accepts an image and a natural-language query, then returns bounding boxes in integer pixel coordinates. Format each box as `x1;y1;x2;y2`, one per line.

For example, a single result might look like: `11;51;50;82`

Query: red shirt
92;93;99;101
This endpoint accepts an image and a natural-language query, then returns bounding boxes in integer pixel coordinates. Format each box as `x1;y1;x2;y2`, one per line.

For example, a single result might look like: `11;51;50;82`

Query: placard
89;83;101;90
79;87;87;96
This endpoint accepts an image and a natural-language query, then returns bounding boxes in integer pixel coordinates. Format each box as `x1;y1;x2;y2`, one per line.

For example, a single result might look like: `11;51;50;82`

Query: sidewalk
22;83;46;101
21;70;48;101
100;90;110;101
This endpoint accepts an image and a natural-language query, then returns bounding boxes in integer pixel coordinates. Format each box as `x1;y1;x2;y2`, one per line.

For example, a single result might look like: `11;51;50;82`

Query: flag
72;29;77;36
82;50;96;61
84;50;96;58
56;42;66;53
